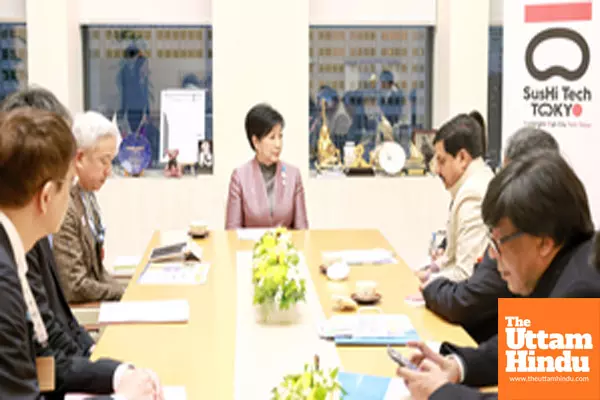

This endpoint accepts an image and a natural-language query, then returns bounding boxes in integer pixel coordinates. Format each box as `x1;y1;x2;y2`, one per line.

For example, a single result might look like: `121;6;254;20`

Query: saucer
188;231;210;239
351;292;382;305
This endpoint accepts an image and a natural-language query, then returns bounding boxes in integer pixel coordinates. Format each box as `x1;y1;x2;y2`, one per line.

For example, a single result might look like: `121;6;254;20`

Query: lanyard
80;191;105;245
0;213;48;347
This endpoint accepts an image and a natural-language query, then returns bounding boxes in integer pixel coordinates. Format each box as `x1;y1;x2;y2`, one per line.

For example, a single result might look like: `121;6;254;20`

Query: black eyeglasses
488;231;524;255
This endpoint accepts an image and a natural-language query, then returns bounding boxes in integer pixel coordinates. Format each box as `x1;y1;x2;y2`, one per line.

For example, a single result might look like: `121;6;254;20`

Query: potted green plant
252;227;306;323
271;356;346;400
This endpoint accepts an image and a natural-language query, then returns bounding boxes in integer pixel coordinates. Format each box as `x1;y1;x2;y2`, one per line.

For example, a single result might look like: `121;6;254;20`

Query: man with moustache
417;114;494;286
421;127;559;344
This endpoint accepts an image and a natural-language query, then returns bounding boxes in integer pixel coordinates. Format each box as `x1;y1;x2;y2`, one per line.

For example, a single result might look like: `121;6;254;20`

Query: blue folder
334;329;420;346
337;372;393;399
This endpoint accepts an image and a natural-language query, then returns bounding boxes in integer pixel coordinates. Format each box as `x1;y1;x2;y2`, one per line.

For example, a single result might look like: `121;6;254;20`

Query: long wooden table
92;229;478;399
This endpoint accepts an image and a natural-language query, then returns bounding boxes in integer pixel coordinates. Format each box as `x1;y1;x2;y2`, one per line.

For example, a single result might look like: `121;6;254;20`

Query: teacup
355;280;377;299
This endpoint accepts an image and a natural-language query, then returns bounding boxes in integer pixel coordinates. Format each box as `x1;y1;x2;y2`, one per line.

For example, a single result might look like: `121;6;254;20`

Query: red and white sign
503;1;599;225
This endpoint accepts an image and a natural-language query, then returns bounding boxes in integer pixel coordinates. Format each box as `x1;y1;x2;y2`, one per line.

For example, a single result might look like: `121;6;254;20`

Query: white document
98;299;189;324
383;378;411;400
113;255;141;268
236;228;270;241
139;262;210;285
65;386;187;400
112;255;141;276
160;89;206;164
322;248;398;265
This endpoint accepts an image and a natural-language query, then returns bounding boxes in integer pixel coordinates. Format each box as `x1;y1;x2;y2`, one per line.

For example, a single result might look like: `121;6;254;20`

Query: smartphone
387;346;418;370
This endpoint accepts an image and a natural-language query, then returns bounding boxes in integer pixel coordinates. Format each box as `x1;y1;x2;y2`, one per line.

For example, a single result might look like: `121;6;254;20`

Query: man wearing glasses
53;111;125;303
398;150;600;400
421;127;559;344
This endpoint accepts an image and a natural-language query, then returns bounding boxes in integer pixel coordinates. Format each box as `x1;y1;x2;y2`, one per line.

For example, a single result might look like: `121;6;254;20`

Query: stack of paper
318;314;419;345
98;299;190;325
322;248;397;265
138;262;210;285
112;255;141;276
66;386;187;399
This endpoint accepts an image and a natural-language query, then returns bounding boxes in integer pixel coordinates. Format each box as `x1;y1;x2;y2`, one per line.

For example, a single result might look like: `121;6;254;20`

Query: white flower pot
255;301;300;325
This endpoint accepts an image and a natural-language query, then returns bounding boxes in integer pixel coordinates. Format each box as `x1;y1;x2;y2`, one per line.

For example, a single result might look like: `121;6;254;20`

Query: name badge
36;356;55;392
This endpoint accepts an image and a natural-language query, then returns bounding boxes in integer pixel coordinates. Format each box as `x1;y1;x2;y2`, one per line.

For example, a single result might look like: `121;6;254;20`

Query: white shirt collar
0;211;27;274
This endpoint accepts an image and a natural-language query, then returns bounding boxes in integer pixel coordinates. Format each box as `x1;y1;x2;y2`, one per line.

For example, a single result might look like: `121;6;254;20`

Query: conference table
92;229;479;399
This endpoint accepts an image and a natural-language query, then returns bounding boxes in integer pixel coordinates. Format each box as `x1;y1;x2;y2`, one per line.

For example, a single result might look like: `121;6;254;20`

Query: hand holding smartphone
387;346;418;370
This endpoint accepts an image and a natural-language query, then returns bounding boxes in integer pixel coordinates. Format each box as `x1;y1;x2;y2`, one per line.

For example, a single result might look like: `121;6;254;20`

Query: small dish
351;292;382;305
188;231;209;239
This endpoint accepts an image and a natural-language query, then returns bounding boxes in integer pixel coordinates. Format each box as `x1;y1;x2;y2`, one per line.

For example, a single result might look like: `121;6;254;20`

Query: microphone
281;165;287;186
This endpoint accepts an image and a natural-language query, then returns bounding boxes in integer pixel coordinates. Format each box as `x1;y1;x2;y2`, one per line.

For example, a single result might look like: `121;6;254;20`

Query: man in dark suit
1;88;95;356
0;105;161;398
422;127;560;343
397;150;600;400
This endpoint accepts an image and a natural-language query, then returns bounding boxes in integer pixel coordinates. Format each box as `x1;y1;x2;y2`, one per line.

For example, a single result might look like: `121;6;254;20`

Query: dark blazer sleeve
430;383;498;400
292;171;309;230
76;325;95;356
422;254;512;325
35;338;119;396
26;246;84;357
440;335;499;387
0;260;40;399
28;240;95;354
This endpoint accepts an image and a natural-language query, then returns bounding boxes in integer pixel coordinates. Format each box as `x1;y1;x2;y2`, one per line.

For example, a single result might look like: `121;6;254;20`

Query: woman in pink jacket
225;103;309;229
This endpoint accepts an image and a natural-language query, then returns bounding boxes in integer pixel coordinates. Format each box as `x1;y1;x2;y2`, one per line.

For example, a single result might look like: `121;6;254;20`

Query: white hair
72;111;121;150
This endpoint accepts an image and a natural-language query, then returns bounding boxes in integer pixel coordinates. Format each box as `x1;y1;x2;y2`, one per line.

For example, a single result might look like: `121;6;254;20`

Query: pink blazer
225;159;309;229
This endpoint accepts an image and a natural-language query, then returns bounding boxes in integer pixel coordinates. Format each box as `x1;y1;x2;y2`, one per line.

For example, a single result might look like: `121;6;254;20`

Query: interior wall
0;0;25;21
21;0;495;270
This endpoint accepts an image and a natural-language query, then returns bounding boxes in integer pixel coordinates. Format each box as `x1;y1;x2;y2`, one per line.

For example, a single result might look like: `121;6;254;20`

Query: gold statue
350;143;372;168
316;98;341;168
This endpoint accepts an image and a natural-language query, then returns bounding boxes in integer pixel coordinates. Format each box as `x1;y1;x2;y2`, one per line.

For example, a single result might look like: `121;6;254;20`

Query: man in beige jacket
419;114;494;286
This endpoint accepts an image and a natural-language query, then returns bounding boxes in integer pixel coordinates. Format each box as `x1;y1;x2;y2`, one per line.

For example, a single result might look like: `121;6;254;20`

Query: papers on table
66;386;187;400
113;255;141;270
138;262;210;285
404;294;426;307
98;299;189;325
236;228;270;241
337;372;410;400
317;314;419;345
322;248;397;265
111;255;141;277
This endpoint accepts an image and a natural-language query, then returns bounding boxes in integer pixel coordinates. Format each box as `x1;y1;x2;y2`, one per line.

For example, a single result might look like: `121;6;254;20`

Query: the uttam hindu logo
522;2;592;119
498;298;600;400
504;316;592;373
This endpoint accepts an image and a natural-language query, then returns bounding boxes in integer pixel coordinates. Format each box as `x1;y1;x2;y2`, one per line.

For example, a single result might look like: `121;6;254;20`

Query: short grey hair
504;127;559;161
72;111;120;150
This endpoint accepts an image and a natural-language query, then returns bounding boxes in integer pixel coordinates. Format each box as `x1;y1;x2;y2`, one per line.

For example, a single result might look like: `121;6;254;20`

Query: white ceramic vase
255;300;300;325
